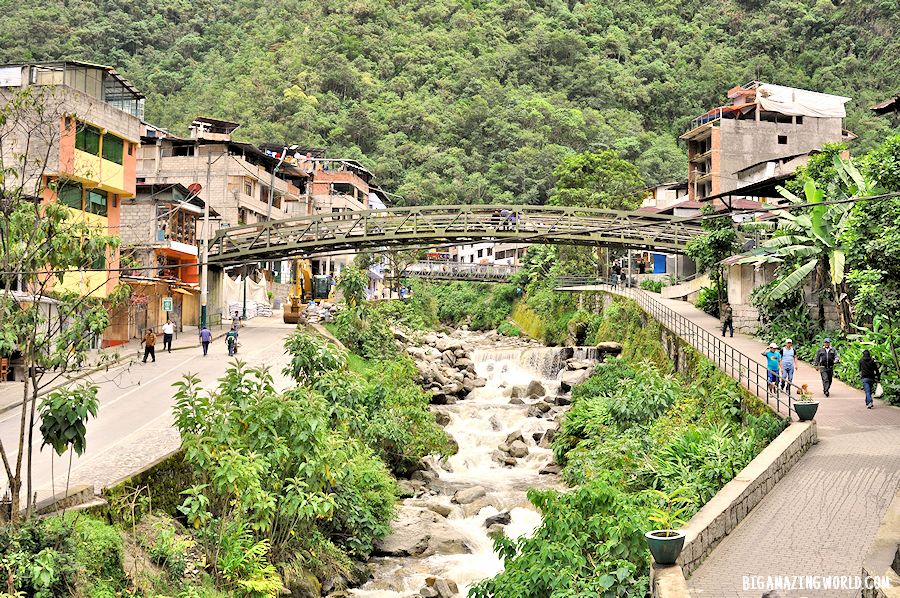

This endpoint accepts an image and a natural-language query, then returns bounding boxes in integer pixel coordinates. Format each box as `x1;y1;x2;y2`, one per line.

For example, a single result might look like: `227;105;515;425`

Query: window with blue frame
86;189;108;216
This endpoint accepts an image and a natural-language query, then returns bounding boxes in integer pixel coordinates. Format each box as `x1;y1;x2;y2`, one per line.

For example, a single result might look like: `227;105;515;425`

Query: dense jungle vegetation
3;0;899;203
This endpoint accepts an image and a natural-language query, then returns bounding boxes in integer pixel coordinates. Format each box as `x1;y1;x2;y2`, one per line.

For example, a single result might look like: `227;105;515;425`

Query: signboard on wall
162;296;173;312
0;66;22;87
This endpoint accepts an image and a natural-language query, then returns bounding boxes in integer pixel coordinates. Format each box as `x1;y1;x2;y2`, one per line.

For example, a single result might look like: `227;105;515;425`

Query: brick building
0;60;144;345
680;82;854;203
119;183;222;338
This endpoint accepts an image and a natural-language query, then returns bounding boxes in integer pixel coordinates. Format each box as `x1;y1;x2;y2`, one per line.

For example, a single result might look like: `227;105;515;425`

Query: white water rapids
349;345;575;597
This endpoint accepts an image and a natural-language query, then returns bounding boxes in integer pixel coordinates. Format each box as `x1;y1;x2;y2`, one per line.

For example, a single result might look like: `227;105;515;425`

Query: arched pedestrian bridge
208;205;704;264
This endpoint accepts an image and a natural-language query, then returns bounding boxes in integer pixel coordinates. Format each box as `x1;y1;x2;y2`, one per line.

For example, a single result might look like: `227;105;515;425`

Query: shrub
639;279;665;293
497;321;521;336
282;330;347;383
334;305;396;359
695;285;721;317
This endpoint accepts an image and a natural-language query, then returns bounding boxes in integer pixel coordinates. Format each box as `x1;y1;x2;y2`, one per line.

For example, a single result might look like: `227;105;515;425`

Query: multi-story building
137;118;310;228
119;183;222;337
0;60;144;345
680;82;853;203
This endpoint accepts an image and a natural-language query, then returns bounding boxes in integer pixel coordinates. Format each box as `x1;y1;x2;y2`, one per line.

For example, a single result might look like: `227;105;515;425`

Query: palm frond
767;257;818;301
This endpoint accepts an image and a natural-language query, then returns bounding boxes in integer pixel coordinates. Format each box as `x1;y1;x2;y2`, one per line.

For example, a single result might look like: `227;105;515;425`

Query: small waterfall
519;347;574;378
572;346;600;361
471;348;524;364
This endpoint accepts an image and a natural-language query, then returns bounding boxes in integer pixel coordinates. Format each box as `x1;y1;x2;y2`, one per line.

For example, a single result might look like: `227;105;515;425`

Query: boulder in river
375;506;475;557
484;511;512;527
525;380;546;397
508;439;529;458
452;486;486;505
560;368;592;391
595;341;623;354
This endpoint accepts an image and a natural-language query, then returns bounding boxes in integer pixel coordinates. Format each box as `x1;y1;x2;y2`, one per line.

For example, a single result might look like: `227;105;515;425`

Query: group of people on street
139;312;245;362
761;337;881;409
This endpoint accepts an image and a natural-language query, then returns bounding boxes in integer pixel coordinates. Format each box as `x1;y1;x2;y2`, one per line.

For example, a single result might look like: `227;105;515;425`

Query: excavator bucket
282;302;307;324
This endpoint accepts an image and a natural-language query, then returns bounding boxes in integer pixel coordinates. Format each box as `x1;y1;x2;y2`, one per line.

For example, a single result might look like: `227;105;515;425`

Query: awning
170;287;195;295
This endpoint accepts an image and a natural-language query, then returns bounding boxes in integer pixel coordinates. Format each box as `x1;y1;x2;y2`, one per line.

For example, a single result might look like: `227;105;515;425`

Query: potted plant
793;384;819;421
645;487;694;565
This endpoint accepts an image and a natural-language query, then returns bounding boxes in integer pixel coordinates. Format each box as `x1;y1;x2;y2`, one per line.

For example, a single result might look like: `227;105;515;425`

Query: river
350;340;582;597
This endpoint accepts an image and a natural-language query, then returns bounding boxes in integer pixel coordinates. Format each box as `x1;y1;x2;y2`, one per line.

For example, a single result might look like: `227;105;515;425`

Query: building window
795;116;804;125
127;142;133;156
243;179;253;196
778;135;788;145
75;124;101;155
102;134;124;164
86;189;108;216
58;181;83;210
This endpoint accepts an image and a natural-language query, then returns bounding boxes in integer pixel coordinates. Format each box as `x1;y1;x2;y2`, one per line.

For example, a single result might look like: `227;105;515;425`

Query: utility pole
200;153;211;329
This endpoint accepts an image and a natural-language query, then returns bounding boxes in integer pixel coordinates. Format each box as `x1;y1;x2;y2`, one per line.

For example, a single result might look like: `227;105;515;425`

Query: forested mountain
3;0;899;204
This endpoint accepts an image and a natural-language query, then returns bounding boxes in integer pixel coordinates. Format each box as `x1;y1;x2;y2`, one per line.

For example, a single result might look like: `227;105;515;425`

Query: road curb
0;330;228;417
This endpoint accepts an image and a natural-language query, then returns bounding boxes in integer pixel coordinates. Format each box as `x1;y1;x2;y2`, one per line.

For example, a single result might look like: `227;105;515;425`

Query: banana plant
738;157;876;332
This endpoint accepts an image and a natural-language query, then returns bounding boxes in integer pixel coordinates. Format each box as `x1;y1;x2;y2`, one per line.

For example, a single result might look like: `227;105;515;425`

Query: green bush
282;329;347;383
695;285;721;317
311;359;452;477
334;305;397;359
497;321;521;336
0;515;126;598
639;279;665;293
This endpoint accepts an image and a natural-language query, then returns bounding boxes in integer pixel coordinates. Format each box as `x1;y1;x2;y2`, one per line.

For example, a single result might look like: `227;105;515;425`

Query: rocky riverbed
347;329;619;597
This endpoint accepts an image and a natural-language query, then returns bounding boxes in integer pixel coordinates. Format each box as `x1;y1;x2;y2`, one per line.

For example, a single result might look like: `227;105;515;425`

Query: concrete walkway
568;285;900;597
0;323;229;415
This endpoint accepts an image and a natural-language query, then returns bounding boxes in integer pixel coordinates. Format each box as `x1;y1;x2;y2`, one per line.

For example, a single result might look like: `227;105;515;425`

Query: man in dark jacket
813;338;839;397
859;350;881;409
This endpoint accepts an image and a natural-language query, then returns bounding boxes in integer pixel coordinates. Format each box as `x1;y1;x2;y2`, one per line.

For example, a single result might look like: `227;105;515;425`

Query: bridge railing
405;261;518;281
554;279;796;419
209;205;706;262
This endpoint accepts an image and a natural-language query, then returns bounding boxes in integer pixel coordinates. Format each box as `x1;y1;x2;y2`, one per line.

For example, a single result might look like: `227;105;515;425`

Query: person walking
721;301;734;337
199;324;213;356
781;339;796;393
225;328;238;357
813;337;839;397
859;349;881;409
162;319;175;353
762;342;782;394
232;312;241;333
141;328;157;363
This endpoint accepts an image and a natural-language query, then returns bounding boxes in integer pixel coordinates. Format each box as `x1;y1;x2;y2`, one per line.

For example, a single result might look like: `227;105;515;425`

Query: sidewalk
0;324;228;415
617;291;900;596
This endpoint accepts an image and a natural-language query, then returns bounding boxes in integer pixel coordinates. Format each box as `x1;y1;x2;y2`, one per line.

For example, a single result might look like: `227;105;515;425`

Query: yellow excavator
282;259;335;324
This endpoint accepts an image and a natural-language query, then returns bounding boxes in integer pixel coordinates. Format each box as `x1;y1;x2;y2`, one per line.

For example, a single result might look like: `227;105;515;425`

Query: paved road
0;316;297;506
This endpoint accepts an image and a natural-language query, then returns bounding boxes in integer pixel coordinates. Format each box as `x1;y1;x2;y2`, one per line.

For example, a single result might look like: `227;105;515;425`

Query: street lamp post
199;148;227;330
265;144;298;288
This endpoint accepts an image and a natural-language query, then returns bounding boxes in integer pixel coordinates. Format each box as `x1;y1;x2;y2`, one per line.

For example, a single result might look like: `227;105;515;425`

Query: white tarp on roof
756;84;849;118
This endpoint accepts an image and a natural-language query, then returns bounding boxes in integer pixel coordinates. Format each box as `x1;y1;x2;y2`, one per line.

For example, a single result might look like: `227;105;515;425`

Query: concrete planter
793;401;819;421
646;530;685;565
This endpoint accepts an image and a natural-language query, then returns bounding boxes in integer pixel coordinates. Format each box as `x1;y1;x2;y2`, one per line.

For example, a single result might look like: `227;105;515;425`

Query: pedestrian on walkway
232;311;241;333
141;328;157;363
721;301;734;337
199;324;212;356
859;349;881;409
762;342;781;393
162;319;175;353
225;328;238;357
780;338;796;393
814;337;839;397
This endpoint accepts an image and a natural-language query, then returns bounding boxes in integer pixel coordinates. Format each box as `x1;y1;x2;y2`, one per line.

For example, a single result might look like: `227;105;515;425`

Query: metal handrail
554;278;796;419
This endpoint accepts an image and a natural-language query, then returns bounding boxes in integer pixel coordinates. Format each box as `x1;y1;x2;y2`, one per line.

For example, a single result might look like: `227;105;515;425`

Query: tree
684;205;739;308
385;249;424;296
0;87;123;519
549;150;647;210
739;158;876;332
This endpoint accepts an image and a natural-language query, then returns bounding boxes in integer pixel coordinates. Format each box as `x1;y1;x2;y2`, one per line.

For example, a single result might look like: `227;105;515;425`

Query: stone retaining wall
861;490;900;597
651;421;818;597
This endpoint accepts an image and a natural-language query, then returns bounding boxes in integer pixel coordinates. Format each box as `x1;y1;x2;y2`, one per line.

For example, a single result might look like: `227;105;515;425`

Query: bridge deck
209;205;705;264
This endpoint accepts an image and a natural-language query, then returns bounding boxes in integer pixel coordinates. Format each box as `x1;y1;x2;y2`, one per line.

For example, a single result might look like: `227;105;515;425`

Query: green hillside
3;0;898;203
